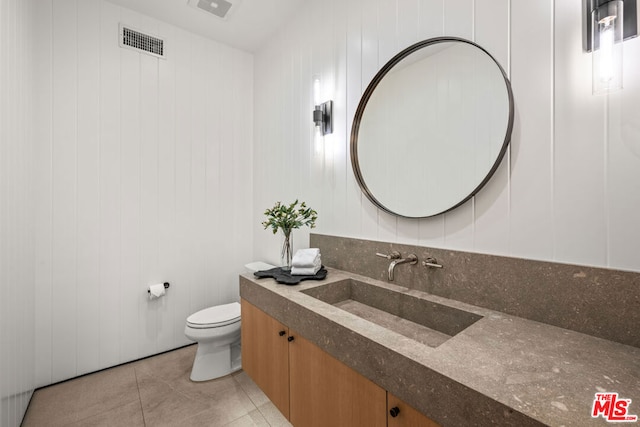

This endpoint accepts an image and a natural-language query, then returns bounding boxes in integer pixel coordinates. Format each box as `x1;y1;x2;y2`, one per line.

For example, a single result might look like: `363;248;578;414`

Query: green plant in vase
262;200;317;270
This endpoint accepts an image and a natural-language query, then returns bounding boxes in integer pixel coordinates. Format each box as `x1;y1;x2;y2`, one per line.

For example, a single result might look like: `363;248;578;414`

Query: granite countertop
239;268;640;427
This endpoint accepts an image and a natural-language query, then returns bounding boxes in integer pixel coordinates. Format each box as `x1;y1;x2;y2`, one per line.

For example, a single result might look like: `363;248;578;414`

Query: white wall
252;0;640;274
33;0;254;386
4;0;640;420
0;0;36;425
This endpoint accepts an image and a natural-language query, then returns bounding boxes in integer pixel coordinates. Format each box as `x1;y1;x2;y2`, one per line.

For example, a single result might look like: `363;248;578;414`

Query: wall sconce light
312;77;333;135
585;0;638;94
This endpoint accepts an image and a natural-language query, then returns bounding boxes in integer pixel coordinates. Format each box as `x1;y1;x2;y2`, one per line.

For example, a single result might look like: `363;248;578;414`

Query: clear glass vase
281;230;293;271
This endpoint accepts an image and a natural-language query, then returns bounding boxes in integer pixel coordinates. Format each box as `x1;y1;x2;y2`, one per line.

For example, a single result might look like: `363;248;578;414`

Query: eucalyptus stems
262;200;317;269
262;200;317;235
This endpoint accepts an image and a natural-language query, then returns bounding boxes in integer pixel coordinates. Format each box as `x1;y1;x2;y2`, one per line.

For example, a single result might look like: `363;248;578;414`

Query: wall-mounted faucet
376;251;417;281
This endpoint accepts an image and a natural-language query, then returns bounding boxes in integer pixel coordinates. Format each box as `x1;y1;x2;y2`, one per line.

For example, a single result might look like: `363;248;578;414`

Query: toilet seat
186;302;241;329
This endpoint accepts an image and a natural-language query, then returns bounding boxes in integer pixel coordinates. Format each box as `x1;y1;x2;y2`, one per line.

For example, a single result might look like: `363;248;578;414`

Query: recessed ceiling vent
119;24;166;59
187;0;241;20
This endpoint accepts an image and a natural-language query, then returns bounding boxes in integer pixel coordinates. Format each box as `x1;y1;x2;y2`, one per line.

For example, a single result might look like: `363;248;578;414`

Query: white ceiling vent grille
119;25;166;59
187;0;241;20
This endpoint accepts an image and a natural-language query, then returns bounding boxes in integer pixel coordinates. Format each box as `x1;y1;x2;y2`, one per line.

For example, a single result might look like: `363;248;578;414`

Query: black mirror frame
350;37;515;219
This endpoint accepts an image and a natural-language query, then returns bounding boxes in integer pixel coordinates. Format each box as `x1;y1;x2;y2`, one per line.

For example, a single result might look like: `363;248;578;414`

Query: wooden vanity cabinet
242;299;435;427
240;299;290;418
388;392;441;427
288;329;386;427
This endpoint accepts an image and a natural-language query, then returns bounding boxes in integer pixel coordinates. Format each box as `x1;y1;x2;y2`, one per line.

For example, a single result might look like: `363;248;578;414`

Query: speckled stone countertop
239;268;640;427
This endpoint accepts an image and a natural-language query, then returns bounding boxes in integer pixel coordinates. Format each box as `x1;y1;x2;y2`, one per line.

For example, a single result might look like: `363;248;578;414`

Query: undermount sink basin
301;279;482;348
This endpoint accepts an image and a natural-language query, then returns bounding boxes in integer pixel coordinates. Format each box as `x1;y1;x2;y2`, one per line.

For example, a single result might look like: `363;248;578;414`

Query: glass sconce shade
592;0;624;94
313;77;321;105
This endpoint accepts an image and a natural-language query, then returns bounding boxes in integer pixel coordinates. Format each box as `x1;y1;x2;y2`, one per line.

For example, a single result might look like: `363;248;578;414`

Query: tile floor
22;345;292;427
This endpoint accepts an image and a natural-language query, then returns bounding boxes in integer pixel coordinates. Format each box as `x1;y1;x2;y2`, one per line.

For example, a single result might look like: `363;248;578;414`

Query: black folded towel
254;266;327;285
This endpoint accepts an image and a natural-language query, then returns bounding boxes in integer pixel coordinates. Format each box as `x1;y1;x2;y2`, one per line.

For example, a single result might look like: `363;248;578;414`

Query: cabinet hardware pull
279;330;286;336
287;336;295;342
389;407;400;418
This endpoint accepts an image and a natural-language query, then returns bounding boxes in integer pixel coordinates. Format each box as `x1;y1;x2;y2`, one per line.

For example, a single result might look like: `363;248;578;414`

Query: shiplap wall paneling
440;0;475;251
34;0;254;386
358;0;383;239
292;12;314;247
76;0;101;377
1;0;36;425
204;39;221;294
97;0;122;371
157;21;178;352
329;0;349;240
202;36;221;317
310;0;329;239
34;0;54;387
471;0;510;256
415;0;446;248
172;25;195;349
445;0;473;38
608;36;640;271
215;43;235;305
253;42;292;264
413;1;440;247
189;34;207;336
509;0;554;261
138;13;161;359
374;0;401;244
253;0;640;273
554;0;607;267
50;0;79;384
253;43;279;266
394;0;421;244
345;0;364;239
229;50;255;301
119;5;144;366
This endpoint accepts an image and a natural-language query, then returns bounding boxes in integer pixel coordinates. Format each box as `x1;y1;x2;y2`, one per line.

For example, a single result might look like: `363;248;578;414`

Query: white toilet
184;262;275;382
184;302;242;381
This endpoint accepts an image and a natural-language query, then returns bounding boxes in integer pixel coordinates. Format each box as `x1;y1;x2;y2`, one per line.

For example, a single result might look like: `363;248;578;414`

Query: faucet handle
422;257;443;268
376;251;401;260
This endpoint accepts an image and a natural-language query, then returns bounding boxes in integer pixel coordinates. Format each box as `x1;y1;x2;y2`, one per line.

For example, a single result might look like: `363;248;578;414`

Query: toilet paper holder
148;282;170;293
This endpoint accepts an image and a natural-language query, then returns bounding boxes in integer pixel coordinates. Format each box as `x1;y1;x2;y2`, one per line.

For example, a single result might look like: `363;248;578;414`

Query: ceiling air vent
119;25;166;59
187;0;241;20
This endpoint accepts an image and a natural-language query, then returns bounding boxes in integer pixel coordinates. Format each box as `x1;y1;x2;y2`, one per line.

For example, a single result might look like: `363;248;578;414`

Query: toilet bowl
184;262;275;382
184;302;242;381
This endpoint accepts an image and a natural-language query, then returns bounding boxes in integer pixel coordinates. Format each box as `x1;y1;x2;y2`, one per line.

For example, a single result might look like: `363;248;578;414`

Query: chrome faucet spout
387;254;417;281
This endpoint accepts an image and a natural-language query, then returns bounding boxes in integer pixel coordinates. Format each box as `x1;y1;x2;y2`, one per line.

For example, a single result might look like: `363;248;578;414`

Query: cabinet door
289;329;386;427
388;392;440;427
240;299;290;418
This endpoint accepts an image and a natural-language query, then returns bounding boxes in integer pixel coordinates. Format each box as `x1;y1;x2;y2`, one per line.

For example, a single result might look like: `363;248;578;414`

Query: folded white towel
291;265;321;276
292;248;321;268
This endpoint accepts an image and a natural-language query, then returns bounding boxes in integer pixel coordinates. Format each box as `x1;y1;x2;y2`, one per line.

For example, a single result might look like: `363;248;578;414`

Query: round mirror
351;37;514;218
